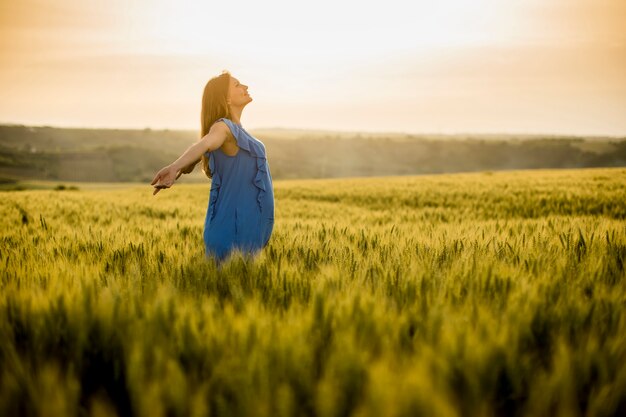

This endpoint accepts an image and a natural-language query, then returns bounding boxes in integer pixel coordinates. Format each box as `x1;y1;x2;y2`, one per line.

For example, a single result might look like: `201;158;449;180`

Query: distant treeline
1;124;625;183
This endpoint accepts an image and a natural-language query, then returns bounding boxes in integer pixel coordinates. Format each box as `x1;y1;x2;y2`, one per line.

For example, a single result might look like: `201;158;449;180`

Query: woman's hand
151;164;180;195
149;124;227;196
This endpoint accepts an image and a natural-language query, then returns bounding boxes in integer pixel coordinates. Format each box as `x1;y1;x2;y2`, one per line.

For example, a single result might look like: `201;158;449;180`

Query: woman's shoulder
212;117;241;130
210;118;239;140
210;118;266;158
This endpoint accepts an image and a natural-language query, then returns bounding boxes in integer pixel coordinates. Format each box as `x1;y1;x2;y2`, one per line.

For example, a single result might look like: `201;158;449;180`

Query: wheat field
1;167;625;417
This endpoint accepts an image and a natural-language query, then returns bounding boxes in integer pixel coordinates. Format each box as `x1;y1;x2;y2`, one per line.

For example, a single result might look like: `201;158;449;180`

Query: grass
1;167;625;417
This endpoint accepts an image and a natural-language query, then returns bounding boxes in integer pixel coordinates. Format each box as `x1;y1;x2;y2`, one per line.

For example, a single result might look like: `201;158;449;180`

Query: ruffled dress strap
205;148;221;220
204;117;269;214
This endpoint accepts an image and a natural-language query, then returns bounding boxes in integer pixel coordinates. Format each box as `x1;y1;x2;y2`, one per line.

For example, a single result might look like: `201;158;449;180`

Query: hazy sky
1;0;625;136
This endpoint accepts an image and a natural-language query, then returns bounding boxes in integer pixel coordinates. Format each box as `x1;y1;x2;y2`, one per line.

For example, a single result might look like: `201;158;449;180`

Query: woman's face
228;77;252;107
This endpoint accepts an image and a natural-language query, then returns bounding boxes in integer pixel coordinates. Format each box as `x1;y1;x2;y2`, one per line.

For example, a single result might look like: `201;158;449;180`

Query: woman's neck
229;107;243;126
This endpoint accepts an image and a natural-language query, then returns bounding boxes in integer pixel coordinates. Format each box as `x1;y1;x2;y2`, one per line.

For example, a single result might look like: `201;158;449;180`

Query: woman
150;70;274;264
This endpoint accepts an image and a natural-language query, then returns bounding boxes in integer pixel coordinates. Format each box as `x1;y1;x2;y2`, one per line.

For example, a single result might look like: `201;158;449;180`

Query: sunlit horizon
1;0;625;136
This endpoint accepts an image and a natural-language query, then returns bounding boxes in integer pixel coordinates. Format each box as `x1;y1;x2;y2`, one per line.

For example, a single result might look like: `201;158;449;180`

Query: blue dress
203;117;275;263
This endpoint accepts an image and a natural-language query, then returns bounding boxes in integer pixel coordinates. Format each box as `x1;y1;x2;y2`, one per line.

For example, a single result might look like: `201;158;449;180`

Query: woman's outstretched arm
150;122;229;195
178;159;199;176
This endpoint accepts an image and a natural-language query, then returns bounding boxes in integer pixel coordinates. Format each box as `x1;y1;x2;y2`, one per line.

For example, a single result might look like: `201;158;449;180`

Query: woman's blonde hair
199;70;232;179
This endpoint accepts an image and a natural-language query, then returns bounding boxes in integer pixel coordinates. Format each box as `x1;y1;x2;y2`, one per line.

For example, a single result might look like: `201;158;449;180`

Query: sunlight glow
126;0;510;57
0;0;624;135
